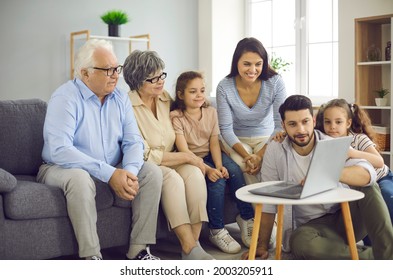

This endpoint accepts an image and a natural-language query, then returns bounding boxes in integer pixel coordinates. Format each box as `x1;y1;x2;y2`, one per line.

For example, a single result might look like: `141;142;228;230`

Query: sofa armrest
0;168;17;192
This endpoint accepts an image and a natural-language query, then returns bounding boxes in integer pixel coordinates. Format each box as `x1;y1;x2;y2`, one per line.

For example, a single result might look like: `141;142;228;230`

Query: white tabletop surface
236;181;365;205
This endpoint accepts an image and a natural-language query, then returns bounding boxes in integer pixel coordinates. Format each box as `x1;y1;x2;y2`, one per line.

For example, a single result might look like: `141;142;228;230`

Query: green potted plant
100;10;130;37
269;53;291;74
374;88;390;106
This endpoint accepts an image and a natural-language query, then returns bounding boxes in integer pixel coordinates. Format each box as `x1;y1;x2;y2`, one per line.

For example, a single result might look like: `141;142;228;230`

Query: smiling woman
216;37;287;187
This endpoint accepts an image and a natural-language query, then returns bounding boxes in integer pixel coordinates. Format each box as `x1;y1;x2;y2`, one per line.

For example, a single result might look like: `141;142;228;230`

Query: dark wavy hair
226;37;277;80
171;71;209;112
279;95;313;121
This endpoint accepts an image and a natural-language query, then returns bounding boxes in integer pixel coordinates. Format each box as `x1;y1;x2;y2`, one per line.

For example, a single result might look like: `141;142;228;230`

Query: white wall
339;0;393;102
198;0;213;94
0;0;198;101
198;0;245;95
2;0;392;103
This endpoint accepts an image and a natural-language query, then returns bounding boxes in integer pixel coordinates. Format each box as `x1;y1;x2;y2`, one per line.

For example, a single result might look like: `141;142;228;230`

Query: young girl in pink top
170;71;255;254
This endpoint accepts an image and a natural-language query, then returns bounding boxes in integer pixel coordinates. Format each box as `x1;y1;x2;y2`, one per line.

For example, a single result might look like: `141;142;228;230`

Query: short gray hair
74;39;115;79
123;50;165;91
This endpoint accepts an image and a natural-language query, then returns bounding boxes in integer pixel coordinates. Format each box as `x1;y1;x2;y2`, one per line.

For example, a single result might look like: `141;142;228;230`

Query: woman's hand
272;131;286;143
187;153;206;175
243;154;262;175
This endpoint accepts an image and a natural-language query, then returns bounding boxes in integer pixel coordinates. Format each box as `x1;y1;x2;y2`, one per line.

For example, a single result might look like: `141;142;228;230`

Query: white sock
181;245;215;260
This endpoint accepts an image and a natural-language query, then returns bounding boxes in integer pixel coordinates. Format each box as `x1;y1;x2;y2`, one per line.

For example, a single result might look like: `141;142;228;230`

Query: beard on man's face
286;131;314;147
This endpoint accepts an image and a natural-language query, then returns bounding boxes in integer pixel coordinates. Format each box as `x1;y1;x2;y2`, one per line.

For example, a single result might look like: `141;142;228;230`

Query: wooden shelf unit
355;14;393;167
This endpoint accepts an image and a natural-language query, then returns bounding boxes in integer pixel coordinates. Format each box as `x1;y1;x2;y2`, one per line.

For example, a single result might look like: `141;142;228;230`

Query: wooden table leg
340;201;359;260
275;204;284;260
248;204;263;260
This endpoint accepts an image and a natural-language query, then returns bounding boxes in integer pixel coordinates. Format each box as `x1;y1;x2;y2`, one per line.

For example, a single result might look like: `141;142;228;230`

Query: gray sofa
0;98;239;260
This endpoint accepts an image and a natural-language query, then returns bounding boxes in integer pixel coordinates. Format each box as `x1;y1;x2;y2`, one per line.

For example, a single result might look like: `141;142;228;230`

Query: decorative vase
367;44;381;61
386;41;391;61
108;24;119;37
375;98;388;106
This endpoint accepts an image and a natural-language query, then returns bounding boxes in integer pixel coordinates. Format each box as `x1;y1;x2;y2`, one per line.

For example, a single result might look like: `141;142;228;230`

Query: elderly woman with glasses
123;50;214;260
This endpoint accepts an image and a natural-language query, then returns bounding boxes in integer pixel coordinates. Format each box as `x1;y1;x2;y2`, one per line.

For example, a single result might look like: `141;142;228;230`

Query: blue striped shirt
42;78;144;183
216;75;286;147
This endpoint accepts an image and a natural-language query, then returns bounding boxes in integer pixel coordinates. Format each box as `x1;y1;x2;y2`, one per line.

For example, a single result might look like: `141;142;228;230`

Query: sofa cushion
3;176;117;220
0;99;47;175
0;168;17;192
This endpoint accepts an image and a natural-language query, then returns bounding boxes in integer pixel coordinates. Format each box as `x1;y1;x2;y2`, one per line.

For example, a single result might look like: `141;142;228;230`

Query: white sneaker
209;228;241;254
236;215;254;248
236;215;277;249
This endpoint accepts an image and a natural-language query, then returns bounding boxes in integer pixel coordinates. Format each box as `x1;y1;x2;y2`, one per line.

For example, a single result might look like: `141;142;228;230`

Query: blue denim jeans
363;170;393;246
378;170;393;224
203;152;254;229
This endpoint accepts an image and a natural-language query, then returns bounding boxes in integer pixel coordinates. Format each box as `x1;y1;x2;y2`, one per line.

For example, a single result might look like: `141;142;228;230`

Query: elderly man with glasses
37;39;163;260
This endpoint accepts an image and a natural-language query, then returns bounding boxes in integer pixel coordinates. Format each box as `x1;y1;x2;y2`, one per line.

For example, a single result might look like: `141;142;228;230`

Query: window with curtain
246;0;338;102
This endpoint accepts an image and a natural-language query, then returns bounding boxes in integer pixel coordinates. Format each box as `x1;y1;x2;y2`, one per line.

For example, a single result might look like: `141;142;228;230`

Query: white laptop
249;136;352;199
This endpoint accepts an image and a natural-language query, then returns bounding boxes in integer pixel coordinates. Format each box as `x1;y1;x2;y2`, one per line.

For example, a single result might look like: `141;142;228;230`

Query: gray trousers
290;183;393;260
37;161;162;258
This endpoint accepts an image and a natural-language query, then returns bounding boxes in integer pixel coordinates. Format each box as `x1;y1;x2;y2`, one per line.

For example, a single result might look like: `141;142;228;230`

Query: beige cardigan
129;90;175;165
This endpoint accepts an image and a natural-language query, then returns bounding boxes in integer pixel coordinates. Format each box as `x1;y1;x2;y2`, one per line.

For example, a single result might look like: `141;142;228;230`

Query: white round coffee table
236;181;365;260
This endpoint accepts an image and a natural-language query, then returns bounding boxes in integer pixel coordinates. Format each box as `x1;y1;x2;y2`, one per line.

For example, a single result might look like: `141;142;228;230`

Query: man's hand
108;169;139;200
241;246;269;260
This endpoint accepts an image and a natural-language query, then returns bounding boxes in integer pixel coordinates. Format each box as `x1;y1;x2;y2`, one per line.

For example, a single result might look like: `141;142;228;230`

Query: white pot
375;98;388;106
